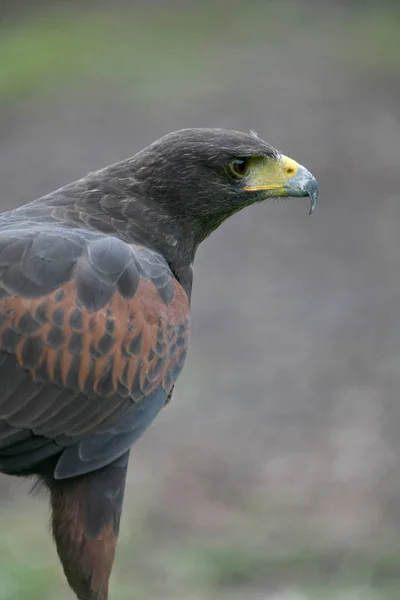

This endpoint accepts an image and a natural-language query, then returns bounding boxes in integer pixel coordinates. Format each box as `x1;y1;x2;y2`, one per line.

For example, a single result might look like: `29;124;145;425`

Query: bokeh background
1;1;400;598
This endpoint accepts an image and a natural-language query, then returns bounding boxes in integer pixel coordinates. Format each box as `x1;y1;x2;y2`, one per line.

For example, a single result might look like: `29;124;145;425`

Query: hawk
0;129;318;599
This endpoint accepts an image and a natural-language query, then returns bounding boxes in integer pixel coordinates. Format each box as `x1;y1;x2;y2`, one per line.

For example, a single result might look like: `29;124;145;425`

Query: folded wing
0;226;189;478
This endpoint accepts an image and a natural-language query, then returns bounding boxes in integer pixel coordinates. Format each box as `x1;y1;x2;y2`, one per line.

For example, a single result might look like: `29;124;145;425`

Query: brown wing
0;226;189;478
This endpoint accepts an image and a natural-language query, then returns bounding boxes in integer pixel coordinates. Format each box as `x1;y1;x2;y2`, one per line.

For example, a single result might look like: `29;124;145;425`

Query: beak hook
309;189;318;215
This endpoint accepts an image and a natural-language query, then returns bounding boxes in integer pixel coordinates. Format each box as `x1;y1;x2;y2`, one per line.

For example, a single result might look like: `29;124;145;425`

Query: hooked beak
243;153;319;215
281;158;319;215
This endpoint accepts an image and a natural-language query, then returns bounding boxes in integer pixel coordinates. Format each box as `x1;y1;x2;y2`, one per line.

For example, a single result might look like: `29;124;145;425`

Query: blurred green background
1;1;400;598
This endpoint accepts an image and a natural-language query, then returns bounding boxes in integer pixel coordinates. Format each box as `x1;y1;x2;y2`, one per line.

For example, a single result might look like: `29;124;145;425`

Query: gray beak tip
281;164;319;215
308;189;318;215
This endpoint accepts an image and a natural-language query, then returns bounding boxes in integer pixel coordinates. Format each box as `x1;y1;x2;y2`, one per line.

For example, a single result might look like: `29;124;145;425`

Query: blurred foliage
2;495;400;598
0;1;399;104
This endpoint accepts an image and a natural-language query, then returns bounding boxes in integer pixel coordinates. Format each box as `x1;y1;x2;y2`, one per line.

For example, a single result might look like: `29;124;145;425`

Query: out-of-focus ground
0;1;400;598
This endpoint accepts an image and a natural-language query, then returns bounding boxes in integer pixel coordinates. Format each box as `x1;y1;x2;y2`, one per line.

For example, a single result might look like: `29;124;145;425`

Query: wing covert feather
0;226;189;476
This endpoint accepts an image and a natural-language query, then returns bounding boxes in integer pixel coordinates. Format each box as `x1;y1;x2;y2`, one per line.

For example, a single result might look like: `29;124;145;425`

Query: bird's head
134;128;319;241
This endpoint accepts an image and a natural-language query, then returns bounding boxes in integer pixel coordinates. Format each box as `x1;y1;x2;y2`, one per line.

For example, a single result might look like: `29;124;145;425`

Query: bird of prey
0;128;318;599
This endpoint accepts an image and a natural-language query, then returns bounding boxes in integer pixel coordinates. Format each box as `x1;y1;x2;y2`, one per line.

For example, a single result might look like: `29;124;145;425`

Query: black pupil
233;159;247;175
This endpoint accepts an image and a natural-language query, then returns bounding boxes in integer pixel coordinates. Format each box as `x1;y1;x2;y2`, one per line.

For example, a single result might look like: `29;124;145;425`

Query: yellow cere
244;154;300;192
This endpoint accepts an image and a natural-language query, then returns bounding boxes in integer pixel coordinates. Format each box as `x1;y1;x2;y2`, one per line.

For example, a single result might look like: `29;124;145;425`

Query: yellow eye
228;158;251;179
